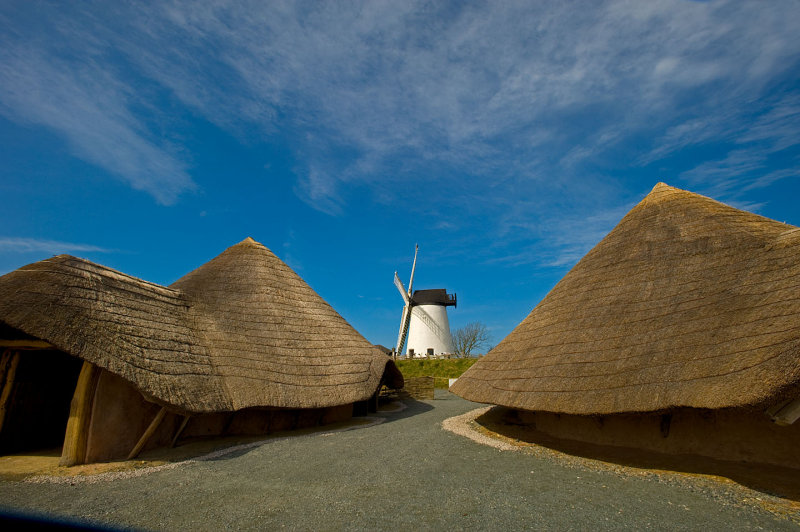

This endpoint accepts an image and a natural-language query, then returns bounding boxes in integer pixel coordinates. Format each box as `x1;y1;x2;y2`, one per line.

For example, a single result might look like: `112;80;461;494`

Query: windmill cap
412;289;457;307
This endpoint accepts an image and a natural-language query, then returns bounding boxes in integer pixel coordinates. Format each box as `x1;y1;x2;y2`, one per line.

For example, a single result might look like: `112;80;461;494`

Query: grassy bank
396;358;478;389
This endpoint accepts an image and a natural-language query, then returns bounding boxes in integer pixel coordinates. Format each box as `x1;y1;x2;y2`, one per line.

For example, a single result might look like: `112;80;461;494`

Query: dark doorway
0;351;83;455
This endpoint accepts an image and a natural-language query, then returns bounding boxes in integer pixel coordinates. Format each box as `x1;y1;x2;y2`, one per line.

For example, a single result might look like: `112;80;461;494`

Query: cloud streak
0;9;194;204
0;237;115;254
1;1;798;267
132;1;800;214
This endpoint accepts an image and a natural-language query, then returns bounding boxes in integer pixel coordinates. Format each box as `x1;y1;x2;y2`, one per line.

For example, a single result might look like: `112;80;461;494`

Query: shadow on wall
476;406;800;503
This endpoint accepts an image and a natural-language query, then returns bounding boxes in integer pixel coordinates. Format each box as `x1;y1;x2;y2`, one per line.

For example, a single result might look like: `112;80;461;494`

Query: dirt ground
0;416;379;483
0;392;797;530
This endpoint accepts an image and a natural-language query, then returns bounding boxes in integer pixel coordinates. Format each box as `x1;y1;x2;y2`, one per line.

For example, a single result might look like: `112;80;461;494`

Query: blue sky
1;1;799;349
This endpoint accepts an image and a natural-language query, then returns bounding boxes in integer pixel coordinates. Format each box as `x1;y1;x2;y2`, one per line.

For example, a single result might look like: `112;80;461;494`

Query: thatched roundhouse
0;238;402;464
452;183;800;467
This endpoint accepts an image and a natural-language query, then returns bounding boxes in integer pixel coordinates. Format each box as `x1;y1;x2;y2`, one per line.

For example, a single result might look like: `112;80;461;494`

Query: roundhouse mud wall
85;370;178;463
504;408;800;469
84;369;356;463
181;403;353;438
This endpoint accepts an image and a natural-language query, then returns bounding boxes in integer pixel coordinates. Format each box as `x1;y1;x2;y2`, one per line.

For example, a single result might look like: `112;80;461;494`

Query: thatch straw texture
0;238;400;413
452;183;800;415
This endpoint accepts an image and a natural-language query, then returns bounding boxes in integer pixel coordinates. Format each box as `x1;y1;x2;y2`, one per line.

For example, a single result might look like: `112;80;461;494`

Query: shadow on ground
476;406;800;504
0;395;435;480
189;396;434;462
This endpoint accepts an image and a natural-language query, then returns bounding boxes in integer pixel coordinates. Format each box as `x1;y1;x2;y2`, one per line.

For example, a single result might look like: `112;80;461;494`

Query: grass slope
396;358;478;389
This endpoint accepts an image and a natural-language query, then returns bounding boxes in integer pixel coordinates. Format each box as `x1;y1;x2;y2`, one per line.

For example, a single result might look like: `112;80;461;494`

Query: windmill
394;245;457;358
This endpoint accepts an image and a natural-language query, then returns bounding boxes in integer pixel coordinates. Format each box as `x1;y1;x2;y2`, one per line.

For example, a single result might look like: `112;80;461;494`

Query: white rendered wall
406;304;454;357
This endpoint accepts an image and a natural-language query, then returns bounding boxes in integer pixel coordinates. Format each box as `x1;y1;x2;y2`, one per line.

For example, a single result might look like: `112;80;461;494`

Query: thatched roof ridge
0;238;400;412
451;183;800;414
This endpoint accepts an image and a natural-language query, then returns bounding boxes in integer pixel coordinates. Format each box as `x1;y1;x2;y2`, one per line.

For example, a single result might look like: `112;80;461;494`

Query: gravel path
0;391;797;531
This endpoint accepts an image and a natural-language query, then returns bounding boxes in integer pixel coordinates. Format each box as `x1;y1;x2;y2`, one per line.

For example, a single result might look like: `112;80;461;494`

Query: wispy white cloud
294;166;345;217
680;150;769;196
672;92;800;200
1;1;798;264
0;237;115;254
725;200;768;214
280;229;304;272
0;38;194;204
434;220;458;231
736;95;800;152
486;200;637;268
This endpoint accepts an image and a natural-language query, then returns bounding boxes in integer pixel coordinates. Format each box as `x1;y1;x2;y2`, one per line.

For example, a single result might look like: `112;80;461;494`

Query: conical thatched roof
0;238;400;413
452;183;800;415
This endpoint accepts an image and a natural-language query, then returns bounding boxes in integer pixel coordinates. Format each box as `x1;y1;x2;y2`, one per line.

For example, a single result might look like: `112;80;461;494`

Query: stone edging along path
441;406;800;524
441;406;517;451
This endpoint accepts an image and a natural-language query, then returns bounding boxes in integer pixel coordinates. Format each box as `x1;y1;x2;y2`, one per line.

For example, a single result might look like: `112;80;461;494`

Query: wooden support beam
368;390;378;414
60;361;100;466
0;340;54;350
768;397;800;426
0;350;21;433
170;415;191;448
128;406;167;460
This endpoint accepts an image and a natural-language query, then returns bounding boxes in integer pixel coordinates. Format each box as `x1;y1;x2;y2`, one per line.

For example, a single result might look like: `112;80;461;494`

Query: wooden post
0;350;21;433
170;415;191;448
60;361;100;466
127;406;167;460
370;390;379;413
0;340;54;349
767;396;800;426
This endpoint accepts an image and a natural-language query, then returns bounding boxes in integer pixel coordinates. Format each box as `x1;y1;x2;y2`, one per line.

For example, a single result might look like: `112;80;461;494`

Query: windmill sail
394;272;412;354
396;305;412;355
407;244;418;295
394;245;418;355
394;272;409;304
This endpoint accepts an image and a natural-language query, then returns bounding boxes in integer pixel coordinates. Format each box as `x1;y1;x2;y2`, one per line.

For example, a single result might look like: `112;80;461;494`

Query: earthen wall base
84;370;357;463
85;370;178;463
506;408;800;469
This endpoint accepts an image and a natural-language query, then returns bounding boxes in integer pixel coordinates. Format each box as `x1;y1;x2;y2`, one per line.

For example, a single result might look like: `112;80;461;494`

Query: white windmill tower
394;245;457;358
